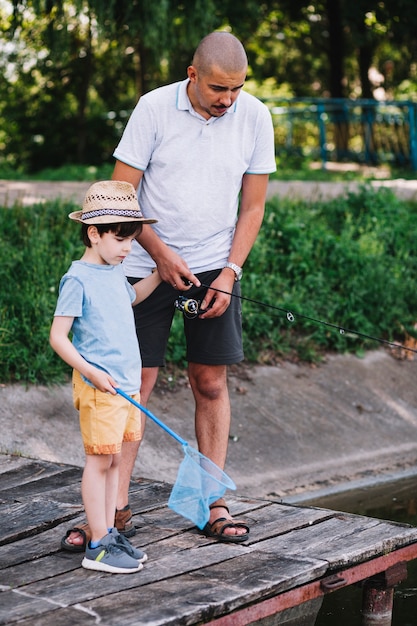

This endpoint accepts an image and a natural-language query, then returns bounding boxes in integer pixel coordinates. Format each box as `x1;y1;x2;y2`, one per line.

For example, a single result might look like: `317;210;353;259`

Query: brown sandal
60;522;91;553
115;504;136;538
202;498;250;544
61;505;136;552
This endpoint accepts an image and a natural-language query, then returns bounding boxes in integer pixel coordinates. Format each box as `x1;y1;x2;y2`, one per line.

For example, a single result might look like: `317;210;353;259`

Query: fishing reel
174;295;200;319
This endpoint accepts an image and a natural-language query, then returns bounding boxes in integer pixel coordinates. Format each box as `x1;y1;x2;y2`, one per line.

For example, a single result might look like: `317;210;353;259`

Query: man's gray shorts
128;269;243;367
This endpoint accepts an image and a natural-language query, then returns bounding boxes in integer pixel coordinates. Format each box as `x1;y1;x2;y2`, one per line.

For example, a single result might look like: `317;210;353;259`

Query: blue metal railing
264;97;417;171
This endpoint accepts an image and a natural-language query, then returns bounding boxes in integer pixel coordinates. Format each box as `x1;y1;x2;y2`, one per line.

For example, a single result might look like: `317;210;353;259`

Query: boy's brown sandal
202;498;250;544
60;504;136;552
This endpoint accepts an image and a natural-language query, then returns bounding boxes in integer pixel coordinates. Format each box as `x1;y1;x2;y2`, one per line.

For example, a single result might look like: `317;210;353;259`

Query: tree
3;0;224;169
2;0;417;171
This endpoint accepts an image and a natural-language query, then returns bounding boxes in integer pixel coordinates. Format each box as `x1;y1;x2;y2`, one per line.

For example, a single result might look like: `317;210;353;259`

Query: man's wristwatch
224;262;243;281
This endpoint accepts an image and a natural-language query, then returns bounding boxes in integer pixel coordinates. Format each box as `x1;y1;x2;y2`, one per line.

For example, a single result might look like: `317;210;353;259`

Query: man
64;30;275;547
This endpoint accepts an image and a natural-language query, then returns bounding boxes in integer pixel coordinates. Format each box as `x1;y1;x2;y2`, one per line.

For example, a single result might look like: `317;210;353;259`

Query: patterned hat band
81;208;144;221
68;180;157;225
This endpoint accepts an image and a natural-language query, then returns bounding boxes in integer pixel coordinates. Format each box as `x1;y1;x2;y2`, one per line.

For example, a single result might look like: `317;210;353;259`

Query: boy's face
87;227;139;265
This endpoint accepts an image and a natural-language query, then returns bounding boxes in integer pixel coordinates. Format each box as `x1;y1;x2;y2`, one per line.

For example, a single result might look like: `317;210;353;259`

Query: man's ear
187;65;198;83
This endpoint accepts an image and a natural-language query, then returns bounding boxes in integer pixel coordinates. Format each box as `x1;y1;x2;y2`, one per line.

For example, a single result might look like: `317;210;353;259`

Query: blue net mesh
168;444;236;529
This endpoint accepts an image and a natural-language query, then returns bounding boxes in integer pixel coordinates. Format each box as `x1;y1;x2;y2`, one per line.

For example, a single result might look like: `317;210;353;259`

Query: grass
2;183;415;384
242;185;417;363
0;163;114;182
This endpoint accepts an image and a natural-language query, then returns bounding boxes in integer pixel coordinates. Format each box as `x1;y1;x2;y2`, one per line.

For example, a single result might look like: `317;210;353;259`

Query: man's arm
112;160;200;290
226;173;269;268
200;173;269;318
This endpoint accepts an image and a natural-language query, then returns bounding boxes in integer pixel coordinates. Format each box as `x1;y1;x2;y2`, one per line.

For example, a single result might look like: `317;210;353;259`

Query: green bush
243;185;417;362
1;185;417;384
0;200;84;382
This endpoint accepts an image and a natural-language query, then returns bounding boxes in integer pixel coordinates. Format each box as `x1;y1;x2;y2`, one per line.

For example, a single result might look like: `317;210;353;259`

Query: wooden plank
0;551;81;588
0;455;32;475
0;543;248;623
2;498;84;546
6;542;249;603
77;553;327;626
207;542;417;626
0;467;82;502
127;480;176;512
2;481;83;510
0;520;87;568
257;514;417;568
235;502;335;542
0;549;326;625
0;590;65;626
0;460;80;493
8;608;97;626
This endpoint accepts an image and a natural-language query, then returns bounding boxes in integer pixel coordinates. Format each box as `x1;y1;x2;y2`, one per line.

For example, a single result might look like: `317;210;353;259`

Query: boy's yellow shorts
72;370;142;455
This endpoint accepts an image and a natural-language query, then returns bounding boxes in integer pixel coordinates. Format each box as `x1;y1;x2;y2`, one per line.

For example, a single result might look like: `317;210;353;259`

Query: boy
50;180;160;574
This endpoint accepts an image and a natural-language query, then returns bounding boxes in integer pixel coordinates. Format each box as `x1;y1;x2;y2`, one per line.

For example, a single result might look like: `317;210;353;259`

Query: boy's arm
131;269;162;306
49;316;117;393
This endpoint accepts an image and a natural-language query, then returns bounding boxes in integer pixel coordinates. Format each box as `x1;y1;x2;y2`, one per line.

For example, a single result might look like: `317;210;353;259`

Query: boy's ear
87;225;100;243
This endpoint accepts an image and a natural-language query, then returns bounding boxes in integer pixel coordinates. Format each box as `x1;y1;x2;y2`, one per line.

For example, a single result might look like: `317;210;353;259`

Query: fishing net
115;389;236;529
168;444;236;529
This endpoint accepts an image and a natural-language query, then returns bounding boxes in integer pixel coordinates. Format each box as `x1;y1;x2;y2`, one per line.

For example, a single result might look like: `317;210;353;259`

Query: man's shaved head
191;32;248;76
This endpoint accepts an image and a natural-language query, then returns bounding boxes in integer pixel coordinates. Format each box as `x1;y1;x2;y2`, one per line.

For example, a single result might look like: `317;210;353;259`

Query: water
302;476;417;625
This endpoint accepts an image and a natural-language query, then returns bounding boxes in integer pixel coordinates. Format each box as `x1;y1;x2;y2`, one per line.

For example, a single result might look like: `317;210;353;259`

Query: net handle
115;388;187;447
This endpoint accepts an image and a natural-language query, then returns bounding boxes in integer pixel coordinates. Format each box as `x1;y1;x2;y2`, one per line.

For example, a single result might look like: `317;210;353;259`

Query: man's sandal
60;504;136;553
202;498;250;544
114;504;136;538
60;522;91;553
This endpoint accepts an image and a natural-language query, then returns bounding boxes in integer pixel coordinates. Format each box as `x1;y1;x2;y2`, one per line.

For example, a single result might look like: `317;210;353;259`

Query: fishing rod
174;284;417;356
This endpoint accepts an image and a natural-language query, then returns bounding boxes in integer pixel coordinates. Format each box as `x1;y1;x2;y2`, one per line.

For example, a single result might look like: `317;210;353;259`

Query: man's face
187;64;246;120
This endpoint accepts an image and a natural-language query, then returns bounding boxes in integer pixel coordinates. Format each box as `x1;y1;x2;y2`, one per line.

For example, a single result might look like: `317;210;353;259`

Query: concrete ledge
2;350;417;501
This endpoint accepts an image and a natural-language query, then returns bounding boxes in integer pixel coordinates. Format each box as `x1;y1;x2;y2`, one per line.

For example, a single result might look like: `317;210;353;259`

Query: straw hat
68;180;157;225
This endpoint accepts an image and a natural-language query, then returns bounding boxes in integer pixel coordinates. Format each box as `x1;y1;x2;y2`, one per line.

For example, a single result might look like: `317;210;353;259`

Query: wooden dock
2;453;417;626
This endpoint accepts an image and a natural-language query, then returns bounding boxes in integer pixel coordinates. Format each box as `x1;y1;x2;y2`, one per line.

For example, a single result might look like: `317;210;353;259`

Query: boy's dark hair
81;222;143;247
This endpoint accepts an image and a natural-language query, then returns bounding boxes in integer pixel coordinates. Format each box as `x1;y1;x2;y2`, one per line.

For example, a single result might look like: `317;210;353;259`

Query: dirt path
2;176;417;207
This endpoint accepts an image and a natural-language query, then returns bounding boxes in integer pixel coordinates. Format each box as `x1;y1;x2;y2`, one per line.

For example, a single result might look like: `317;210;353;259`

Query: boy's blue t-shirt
54;261;141;394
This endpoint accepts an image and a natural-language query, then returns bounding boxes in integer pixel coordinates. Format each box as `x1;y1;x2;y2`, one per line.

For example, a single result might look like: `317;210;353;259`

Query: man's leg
188;362;246;537
116;366;159;511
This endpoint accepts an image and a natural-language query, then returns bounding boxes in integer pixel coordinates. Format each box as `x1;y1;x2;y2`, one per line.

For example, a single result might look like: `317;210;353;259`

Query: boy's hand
88;368;118;394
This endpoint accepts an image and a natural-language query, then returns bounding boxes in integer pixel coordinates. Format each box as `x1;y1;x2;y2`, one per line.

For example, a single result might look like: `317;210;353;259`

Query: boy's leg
63;376;141;550
82;453;115;543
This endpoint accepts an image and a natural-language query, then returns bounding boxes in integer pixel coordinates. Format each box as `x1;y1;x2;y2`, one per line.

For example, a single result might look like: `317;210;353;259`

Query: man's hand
199;270;235;319
156;248;200;290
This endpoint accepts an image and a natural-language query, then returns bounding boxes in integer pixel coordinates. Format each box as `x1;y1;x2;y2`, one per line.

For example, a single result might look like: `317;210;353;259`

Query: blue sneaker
111;528;148;563
82;533;143;574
